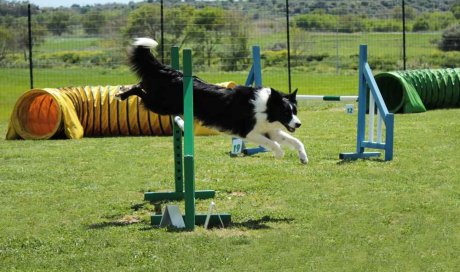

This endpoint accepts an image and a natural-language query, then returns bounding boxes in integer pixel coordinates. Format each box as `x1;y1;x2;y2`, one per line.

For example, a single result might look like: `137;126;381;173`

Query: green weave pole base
151;213;232;228
339;152;381;160
144;190;215;202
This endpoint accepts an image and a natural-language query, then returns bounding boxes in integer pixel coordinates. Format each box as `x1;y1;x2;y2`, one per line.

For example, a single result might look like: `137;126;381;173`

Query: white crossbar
174;116;185;131
377;110;383;143
297;95;358;101
368;93;375;142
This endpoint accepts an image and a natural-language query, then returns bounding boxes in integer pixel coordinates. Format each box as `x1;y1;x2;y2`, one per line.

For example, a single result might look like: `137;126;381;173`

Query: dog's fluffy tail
133;37;158;48
129;37;161;78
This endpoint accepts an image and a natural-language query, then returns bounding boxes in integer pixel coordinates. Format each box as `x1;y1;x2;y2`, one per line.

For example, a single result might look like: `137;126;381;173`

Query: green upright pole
148;48;230;228
171;47;183;195
182;49;195;230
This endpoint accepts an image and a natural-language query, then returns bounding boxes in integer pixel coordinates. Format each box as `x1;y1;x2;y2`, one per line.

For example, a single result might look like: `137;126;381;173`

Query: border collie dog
116;38;308;164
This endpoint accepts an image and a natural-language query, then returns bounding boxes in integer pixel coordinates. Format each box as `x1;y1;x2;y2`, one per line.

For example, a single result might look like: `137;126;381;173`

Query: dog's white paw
299;151;308;164
274;148;285;159
113;92;122;100
114;86;129;100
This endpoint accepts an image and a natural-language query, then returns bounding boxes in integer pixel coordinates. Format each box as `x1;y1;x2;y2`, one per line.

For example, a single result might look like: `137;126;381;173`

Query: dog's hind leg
114;84;146;100
268;130;308;164
245;131;285;159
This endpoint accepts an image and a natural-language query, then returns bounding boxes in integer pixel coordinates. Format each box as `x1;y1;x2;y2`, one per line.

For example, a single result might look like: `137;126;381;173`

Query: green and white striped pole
297;95;358;102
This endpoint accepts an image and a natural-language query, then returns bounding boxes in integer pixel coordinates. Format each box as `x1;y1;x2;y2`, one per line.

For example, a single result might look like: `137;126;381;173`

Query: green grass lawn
1;62;459;270
0;97;459;270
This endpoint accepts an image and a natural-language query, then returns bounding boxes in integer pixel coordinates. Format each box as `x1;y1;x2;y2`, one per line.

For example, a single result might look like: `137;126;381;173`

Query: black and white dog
115;38;308;164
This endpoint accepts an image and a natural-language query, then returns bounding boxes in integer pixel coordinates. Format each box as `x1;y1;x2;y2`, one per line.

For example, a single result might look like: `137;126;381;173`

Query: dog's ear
287;88;298;103
270;88;283;101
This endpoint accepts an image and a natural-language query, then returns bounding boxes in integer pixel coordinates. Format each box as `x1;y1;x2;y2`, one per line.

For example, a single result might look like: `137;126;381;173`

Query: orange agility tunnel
6;85;219;140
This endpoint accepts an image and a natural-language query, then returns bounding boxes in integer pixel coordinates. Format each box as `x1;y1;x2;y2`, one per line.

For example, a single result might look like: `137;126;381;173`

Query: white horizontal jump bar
297;95;358;102
174;116;185;131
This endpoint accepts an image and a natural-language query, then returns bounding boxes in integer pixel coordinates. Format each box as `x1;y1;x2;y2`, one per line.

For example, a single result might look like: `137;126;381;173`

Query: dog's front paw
113;92;122;100
272;145;285;159
274;149;285;159
114;86;129;101
114;91;124;100
299;151;308;164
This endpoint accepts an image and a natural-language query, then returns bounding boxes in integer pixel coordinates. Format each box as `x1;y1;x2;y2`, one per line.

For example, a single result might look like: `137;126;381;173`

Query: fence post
27;4;34;89
160;0;165;63
402;0;407;70
285;0;292;93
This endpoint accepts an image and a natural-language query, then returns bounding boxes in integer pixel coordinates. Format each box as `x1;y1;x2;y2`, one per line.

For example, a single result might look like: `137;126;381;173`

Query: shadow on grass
230;215;294;230
87;220;142;229
336;157;386;165
137;216;295;232
88;203;293;231
88;203;151;230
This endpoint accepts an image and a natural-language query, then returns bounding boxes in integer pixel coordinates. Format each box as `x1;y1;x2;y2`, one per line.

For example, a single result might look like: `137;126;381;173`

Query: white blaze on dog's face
265;88;301;132
287;103;301;132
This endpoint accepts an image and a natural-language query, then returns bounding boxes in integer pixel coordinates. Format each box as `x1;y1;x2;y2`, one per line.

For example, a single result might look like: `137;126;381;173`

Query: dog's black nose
295;123;301;128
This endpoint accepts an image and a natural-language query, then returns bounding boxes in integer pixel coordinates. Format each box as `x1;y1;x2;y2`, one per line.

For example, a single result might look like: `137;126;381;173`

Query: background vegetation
1;0;459;73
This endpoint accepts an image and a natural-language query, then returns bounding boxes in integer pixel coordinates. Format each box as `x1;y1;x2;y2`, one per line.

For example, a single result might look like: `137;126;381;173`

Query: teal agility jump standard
144;47;216;204
144;47;231;230
340;45;394;161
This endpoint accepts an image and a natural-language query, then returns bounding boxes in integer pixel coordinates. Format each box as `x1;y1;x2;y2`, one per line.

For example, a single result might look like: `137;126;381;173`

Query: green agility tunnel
374;68;460;113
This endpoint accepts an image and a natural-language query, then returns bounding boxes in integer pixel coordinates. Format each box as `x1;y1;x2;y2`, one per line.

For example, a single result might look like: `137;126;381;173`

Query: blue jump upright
245;46;263;88
231;46;268;156
340;45;394;161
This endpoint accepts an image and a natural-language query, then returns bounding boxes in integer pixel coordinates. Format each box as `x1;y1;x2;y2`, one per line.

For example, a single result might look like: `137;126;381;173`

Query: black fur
116;38;308;164
118;43;296;138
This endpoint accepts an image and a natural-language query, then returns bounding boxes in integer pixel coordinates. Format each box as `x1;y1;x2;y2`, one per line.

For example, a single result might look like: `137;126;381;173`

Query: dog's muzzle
286;116;301;132
286;122;301;132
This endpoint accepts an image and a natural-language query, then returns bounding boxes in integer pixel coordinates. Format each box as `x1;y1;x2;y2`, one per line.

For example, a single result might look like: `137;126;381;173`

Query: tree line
0;1;251;70
294;8;457;33
0;0;459;69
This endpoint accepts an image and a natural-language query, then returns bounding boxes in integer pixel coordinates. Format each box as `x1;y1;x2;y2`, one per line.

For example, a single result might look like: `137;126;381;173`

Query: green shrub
36;50;114;66
263;50;329;68
61;52;80;64
371;20;402;32
262;50;288;66
438;24;460;52
427;51;460;68
294;12;337;32
412;18;430;32
367;55;398;71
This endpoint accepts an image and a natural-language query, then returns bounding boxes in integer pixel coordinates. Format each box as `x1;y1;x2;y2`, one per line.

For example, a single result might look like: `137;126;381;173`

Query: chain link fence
1;0;459;118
